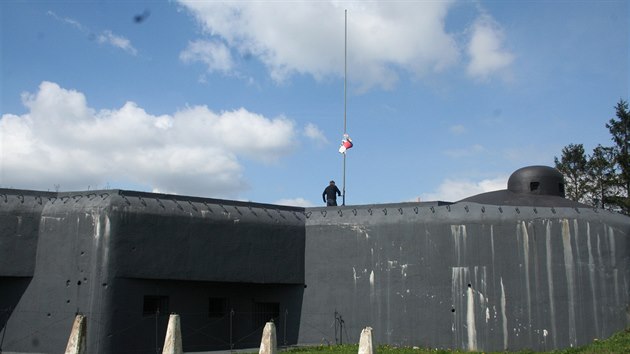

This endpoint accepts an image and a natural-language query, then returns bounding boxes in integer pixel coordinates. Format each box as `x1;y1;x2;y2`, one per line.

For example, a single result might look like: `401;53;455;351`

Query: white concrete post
64;314;86;354
259;321;277;354
358;326;374;354
162;313;183;354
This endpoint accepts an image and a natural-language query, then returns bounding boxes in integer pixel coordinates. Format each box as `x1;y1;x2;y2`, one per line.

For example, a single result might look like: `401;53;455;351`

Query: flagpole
342;9;347;206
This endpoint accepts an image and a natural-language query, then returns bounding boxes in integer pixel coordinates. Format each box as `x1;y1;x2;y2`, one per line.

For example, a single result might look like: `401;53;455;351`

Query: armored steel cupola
507;165;565;197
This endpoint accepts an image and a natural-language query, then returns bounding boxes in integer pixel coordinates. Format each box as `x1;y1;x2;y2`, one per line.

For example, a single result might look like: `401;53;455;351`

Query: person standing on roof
323;180;342;206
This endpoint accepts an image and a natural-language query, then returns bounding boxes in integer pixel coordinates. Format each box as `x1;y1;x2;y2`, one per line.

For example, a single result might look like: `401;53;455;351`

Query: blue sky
1;0;628;207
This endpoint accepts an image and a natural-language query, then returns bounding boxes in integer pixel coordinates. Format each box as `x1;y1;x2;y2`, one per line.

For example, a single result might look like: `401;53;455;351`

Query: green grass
283;328;630;353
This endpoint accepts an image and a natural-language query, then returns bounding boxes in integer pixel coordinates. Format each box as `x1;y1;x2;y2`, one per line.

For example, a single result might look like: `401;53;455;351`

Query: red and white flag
338;134;353;154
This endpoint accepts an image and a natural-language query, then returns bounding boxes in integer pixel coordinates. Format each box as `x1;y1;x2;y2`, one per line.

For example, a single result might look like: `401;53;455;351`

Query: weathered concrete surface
259;322;277;354
1;185;629;353
64;314;86;354
0;189;304;354
162;314;183;354
299;202;630;351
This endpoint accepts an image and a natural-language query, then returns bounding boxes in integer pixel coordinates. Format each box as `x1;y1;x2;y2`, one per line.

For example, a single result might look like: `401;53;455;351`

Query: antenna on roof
342;9;347;206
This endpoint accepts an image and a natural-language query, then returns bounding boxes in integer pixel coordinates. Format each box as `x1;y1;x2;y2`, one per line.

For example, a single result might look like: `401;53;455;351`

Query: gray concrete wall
299;202;630;352
2;188;629;353
0;189;305;354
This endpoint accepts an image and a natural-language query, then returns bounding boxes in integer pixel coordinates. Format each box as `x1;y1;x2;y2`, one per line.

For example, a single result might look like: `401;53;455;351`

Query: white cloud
420;175;508;202
48;11;137;56
466;14;514;80
303;123;328;145
97;30;138;56
177;0;460;90
0;82;298;197
47;11;86;32
274;197;316;207
180;39;234;73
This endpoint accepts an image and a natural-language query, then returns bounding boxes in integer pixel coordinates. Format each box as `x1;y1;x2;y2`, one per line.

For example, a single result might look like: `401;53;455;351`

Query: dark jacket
323;184;341;203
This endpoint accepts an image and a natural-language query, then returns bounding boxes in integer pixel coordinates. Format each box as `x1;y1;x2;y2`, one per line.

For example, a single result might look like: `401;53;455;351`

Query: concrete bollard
64;314;86;354
358;327;374;354
259;322;277;354
162;313;183;354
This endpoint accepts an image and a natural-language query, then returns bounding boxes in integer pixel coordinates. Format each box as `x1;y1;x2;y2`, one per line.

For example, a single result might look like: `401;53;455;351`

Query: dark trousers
326;199;338;206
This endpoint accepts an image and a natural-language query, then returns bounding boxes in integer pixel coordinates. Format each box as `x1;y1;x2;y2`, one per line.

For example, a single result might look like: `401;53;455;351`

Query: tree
554;143;589;203
555;100;630;215
586;145;616;209
605;99;630;213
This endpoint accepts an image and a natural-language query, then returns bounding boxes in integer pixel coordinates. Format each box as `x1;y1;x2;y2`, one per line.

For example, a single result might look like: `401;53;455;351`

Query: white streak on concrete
451;225;467;265
561;219;577;347
573;220;583;264
608;226;616;267
94;214;101;240
500;277;508;350
586;223;600;336
490;225;495;268
519;221;532;327
545;220;557;347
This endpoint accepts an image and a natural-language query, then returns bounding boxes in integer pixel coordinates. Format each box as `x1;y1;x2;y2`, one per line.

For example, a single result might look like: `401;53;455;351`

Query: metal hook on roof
276;209;286;219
